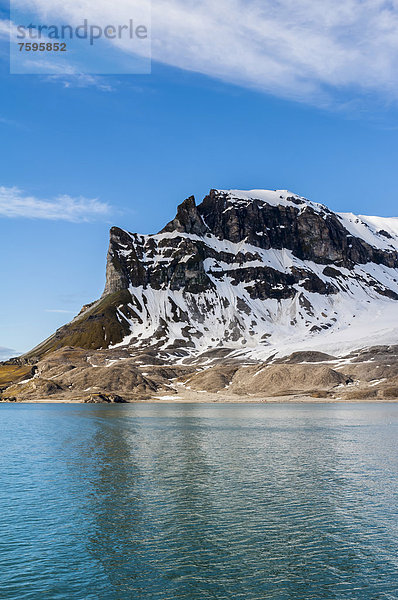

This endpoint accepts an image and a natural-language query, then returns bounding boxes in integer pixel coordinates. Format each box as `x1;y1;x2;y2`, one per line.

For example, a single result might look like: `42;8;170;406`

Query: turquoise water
0;403;397;600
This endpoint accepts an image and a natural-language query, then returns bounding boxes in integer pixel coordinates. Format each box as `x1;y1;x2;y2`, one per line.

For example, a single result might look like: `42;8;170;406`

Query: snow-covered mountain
29;189;398;363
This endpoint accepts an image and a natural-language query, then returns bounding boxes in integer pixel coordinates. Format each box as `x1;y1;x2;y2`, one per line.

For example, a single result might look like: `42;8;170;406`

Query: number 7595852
18;42;67;51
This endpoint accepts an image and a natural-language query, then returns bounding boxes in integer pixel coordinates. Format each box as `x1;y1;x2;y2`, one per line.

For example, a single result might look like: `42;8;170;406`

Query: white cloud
0;186;111;222
151;0;398;104
6;1;398;105
17;54;115;91
0;19;11;40
47;73;115;92
0;346;18;360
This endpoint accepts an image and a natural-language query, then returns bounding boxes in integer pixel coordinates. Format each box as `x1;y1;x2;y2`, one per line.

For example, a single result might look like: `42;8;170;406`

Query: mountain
2;188;398;403
27;188;398;360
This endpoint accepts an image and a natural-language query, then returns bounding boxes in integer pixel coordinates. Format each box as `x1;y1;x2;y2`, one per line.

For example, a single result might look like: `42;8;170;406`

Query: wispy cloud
0;346;18;361
149;0;398;106
21;56;116;91
0;186;111;222
0;116;19;127
0;18;11;40
5;1;398;106
47;73;115;92
0;115;30;131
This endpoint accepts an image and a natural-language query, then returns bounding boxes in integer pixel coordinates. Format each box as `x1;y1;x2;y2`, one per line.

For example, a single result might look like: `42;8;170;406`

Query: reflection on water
0;403;398;599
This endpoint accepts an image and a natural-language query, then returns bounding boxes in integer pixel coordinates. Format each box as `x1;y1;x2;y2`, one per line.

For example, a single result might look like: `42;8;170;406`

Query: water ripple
0;403;397;599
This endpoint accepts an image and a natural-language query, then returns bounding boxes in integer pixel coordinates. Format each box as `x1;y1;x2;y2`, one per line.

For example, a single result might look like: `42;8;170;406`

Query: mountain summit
28;188;398;362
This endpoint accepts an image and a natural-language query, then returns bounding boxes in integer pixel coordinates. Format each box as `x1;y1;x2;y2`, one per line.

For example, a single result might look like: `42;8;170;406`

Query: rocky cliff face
24;188;398;362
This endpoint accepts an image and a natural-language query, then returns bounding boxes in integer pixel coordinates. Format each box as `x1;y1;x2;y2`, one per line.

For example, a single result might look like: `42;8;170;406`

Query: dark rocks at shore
84;393;127;404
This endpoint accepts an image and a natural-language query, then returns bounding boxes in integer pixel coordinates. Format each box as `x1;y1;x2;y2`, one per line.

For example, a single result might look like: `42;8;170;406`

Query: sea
0;402;397;599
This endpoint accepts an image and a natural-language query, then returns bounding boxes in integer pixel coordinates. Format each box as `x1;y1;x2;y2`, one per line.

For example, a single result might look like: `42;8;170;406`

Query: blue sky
1;0;398;357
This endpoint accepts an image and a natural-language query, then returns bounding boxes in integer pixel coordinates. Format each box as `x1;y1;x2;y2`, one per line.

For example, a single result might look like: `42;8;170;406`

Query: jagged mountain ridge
28;189;398;362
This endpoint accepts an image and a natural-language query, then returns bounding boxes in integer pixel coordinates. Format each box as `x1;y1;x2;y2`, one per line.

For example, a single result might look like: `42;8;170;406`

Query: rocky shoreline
1;345;397;404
